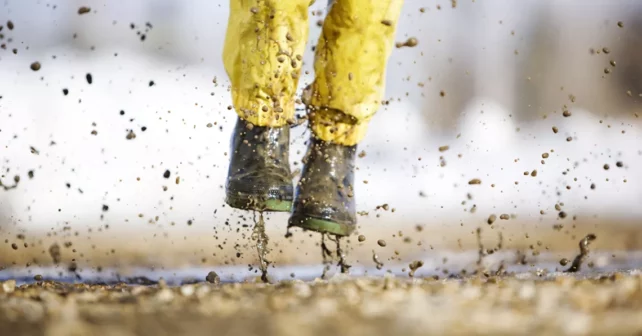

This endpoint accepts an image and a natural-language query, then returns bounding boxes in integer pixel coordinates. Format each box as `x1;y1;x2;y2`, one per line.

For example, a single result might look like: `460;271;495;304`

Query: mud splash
320;233;352;278
251;211;270;282
566;233;597;272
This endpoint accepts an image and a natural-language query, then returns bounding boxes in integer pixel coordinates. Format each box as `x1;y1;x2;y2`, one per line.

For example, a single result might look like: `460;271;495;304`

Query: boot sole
226;193;293;212
288;214;354;236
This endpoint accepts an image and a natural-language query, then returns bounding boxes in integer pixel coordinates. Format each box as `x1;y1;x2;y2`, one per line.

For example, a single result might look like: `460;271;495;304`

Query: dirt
2;272;642;335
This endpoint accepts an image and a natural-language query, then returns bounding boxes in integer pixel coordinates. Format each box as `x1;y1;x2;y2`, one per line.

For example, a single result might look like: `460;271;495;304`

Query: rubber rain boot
288;137;356;236
225;118;293;212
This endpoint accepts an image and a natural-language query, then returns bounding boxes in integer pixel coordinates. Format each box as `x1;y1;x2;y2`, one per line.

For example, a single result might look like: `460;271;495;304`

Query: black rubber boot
225;118;293;212
288;137;356;236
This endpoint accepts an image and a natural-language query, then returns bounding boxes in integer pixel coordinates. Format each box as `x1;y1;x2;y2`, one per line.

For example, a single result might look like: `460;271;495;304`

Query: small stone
358;235;366;242
377;239;387;247
468;178;481;185
30;62;41;71
34;274;43;281
78;7;91;15
487;214;497;225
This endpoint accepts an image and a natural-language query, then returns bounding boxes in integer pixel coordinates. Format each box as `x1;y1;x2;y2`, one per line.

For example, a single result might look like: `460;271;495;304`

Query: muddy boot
225;118;293;212
288;137;356;236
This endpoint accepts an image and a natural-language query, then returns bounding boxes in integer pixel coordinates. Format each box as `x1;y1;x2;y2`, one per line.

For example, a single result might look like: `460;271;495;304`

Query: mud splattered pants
223;0;404;146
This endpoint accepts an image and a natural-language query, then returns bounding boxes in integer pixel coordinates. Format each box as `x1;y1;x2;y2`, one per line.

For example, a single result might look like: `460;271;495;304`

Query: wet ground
2;268;642;335
2;251;642;335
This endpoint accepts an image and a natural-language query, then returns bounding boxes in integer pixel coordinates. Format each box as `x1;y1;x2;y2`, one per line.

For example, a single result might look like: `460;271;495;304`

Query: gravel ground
2;271;642;336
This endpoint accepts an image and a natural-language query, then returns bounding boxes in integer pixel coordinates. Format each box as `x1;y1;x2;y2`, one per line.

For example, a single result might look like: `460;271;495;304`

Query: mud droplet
205;271;220;284
565;234;597;272
30;62;41;71
617;21;624;28
86;73;93;84
468;178;481;185
395;37;418;48
358;235;366;242
78;7;91;15
372;250;384;270
377;239;387;247
49;243;61;264
487;214;497;225
408;260;424;277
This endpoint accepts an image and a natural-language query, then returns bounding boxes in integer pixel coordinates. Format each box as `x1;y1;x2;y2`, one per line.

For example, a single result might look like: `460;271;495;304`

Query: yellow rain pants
224;0;404;146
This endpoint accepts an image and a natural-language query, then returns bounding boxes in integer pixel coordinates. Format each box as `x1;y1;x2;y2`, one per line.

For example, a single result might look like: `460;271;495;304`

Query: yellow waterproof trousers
224;0;404;146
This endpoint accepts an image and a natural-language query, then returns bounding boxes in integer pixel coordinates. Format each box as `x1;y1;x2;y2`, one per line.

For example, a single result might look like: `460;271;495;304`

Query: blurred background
0;0;641;279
